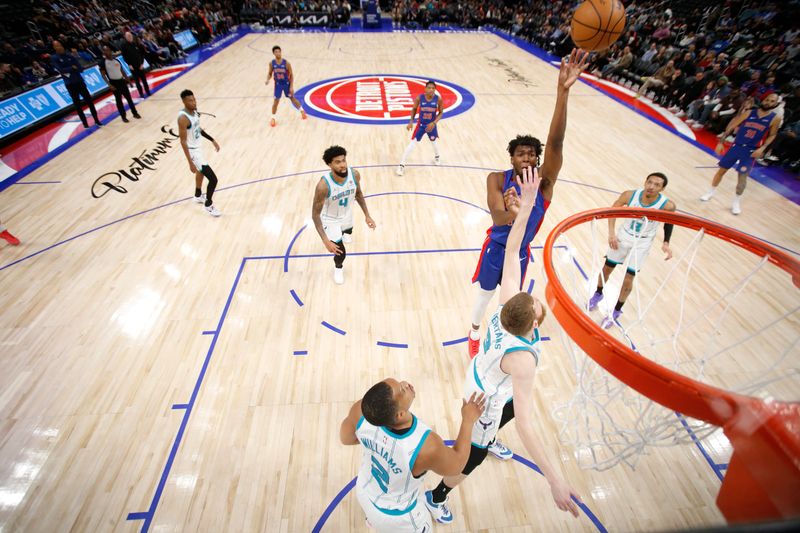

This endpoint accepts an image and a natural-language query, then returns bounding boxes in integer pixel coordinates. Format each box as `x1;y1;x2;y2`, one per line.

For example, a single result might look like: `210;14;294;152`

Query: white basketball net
548;214;800;471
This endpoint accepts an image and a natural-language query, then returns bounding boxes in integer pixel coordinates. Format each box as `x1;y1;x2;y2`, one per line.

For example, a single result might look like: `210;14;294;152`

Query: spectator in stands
676;51;697;77
641;42;658;63
673;70;707;115
0;63;23;96
761;119;800;171
601;46;633;79
708;88;746;134
741;70;763;98
687;76;731;130
50;39;102;128
637;59;675;99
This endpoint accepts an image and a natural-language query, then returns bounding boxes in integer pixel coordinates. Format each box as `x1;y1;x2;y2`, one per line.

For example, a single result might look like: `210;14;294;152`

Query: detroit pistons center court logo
294;75;475;125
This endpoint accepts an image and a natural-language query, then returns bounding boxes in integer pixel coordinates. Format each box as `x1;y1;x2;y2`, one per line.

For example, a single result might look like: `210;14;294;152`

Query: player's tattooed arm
312;180;343;255
353;170;376;228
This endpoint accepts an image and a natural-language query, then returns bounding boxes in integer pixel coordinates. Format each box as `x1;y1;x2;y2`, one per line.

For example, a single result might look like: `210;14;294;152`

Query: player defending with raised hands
425;167;583;524
340;380;486;532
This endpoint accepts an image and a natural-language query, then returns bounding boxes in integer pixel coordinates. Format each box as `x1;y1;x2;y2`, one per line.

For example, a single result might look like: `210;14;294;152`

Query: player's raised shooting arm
540;49;588;201
339;400;362;445
312;180;330;242
487;172;515;226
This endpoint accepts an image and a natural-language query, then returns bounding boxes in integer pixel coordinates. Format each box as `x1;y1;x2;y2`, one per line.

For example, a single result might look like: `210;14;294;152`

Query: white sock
400;141;417;165
271;113;276;120
431;140;440;157
470;287;496;330
708;186;717;195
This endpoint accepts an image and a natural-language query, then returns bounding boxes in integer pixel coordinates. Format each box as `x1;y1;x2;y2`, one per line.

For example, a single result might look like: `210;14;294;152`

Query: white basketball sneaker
433;155;441;165
732;197;742;215
488;440;513;460
396;165;405;176
334;267;344;284
205;204;222;217
699;190;714;202
193;193;206;204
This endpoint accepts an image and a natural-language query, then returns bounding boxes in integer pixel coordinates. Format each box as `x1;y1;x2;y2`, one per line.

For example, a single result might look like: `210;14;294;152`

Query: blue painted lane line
321;321;347;336
376;341;409;349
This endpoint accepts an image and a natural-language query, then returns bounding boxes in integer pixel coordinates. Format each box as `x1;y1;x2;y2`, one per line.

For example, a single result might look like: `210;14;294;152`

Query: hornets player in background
312;146;376;285
587;172;677;330
340;380;485;532
700;92;782;214
178;89;222;217
265;45;307;127
396;80;444;176
425;167;583;524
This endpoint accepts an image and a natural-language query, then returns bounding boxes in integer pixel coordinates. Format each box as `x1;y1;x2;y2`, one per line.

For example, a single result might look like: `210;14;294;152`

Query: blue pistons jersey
734;108;776;148
417;94;438;125
487;169;549;247
272;59;289;84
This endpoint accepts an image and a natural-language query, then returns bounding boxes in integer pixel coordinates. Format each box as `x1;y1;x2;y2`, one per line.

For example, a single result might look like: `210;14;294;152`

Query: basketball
571;0;627;52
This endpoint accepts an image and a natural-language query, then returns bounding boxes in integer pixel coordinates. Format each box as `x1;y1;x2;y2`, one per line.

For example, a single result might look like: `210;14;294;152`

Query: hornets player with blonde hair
425;166;583;524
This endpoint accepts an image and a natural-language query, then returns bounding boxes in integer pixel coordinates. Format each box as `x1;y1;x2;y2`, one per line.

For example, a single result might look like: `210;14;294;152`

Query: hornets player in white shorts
311;145;376;284
425;167;583;524
587;172;677;329
340;379;486;532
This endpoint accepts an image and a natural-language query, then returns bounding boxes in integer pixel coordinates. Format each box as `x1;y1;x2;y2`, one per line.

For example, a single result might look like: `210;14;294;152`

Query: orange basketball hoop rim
542;207;800;523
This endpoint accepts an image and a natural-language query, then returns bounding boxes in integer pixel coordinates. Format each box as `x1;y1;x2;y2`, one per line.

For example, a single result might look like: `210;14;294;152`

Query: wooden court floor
0;32;798;532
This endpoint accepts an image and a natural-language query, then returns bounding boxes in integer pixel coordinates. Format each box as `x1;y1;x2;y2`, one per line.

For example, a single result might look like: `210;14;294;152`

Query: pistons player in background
396;80;444;176
266;45;307;127
700;92;782;214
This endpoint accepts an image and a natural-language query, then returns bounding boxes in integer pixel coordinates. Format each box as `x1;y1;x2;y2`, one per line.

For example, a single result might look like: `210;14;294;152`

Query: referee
99;45;140;123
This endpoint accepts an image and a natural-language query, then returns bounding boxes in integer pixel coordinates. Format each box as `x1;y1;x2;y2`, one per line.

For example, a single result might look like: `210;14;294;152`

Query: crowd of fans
391;0;799;171
0;1;238;99
1;1;798;170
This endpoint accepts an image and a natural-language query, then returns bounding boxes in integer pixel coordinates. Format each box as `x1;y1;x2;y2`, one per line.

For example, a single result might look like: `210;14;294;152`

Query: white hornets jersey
178;109;202;149
355;415;431;515
320;168;357;230
473;305;542;405
623;188;669;240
